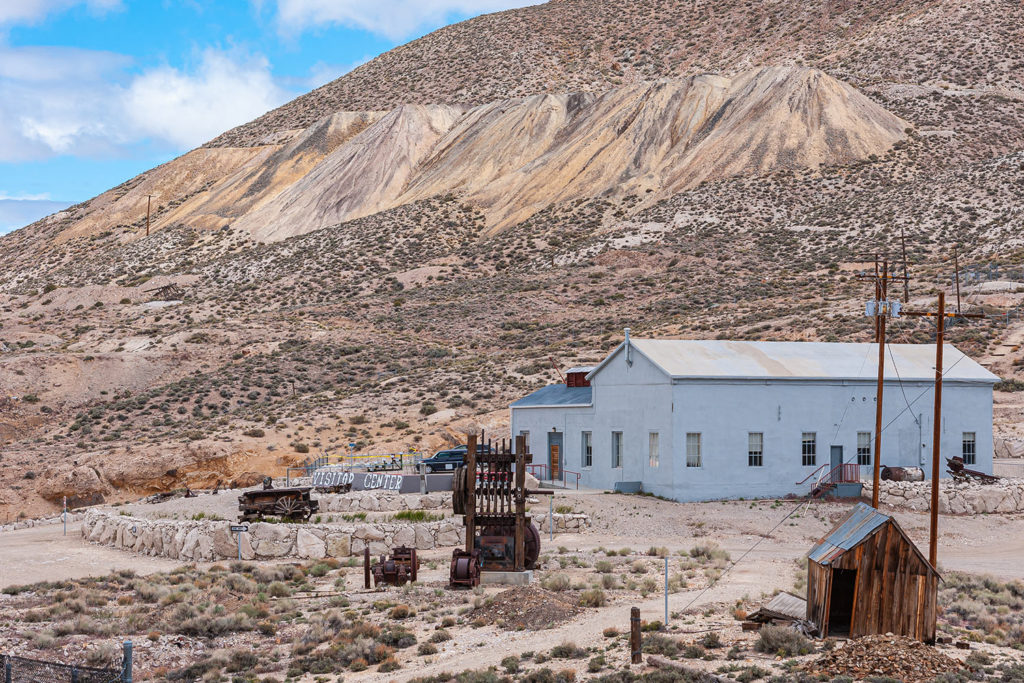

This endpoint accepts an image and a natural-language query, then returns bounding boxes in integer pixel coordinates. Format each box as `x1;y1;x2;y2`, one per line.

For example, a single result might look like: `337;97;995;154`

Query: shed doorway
828;568;857;636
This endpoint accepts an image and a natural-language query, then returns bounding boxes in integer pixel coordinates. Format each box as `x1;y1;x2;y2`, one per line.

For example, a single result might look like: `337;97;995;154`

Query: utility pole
902;278;983;566
857;256;908;508
953;245;963;314
900;229;911;304
145;194;153;237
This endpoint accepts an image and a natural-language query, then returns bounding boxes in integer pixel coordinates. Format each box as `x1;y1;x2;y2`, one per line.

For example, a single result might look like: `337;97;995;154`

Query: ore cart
238;486;319;522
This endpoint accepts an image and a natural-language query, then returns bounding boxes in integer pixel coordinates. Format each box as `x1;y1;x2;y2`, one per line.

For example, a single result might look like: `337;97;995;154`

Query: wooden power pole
145;194;153;237
903;291;983;566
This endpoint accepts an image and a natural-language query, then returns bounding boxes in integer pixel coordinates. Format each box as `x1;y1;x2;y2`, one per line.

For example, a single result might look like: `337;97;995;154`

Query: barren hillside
1;0;1023;517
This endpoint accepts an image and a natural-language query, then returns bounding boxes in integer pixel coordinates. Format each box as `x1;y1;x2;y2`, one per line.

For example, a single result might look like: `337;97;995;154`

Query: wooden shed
806;502;939;642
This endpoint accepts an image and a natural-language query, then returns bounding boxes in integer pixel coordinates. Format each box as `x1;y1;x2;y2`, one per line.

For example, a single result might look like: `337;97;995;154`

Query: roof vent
624;327;633;367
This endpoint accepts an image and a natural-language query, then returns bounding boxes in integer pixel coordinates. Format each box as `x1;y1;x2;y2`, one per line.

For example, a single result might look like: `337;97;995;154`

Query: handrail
797;462;861;487
526;464;581;489
795;462;830;485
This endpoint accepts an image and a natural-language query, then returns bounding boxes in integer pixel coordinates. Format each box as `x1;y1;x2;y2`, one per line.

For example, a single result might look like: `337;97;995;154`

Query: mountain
1;0;1022;516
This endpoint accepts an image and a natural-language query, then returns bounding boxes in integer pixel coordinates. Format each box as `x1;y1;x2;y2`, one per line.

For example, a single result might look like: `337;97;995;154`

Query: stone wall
863;478;1024;514
319;491;450;512
0;512;85;534
81;510;466;562
532;512;591;533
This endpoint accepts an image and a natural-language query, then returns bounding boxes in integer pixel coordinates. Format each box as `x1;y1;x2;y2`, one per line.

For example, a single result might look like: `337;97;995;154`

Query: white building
510;333;999;502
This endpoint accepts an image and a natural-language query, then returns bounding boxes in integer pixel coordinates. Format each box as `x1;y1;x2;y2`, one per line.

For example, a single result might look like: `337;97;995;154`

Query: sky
0;0;538;235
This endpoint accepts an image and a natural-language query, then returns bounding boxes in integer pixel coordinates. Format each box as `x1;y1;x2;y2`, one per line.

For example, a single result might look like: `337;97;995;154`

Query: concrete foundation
480;570;533;586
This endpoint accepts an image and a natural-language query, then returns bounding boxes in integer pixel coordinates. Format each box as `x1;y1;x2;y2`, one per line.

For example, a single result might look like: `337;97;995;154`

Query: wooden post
145;195;152;237
514;435;526;572
465;432;477;554
363;547;371;589
929;291;945;568
871;259;888;508
630;607;642;664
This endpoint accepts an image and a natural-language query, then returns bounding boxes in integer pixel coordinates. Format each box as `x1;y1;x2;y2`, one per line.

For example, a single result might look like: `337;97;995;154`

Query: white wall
511;348;994;502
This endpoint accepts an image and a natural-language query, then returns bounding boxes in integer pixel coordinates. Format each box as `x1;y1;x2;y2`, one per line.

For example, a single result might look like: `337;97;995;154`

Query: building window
519;430;530;454
611;431;623;468
686;432;702;468
802;432;817;467
748;432;763;467
649;432;660;467
582;431;592;468
857;432;872;466
962;432;976;465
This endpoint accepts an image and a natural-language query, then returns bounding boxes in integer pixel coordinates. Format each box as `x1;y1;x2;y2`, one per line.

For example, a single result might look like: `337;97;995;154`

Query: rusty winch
363;546;419;588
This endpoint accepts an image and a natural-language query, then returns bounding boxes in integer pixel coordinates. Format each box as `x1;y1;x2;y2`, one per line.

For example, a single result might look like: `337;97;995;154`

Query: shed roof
808;503;891;565
587;339;999;384
510;384;592;409
808;502;938;576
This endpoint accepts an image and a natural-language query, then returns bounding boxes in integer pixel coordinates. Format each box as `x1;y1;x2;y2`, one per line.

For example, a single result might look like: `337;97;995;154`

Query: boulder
250;522;294;557
393;526;416;548
414;525;435;549
297;529;327;559
326;533;352;557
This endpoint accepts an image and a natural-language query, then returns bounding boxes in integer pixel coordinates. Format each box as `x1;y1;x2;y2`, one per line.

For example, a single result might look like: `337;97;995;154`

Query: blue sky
0;0;537;234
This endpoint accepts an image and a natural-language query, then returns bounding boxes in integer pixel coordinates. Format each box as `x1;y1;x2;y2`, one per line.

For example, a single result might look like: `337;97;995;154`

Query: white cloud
0;45;291;161
123;49;290;148
0;0;122;27
272;0;541;40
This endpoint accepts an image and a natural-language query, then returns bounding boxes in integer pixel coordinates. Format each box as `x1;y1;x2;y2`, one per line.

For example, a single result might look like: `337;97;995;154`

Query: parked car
419;444;493;473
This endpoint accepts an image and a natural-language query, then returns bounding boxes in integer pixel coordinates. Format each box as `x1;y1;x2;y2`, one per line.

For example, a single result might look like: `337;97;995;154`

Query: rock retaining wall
81;510;466;562
0;512;85;534
863;478;1024;514
319;491;450;512
79;507;591;562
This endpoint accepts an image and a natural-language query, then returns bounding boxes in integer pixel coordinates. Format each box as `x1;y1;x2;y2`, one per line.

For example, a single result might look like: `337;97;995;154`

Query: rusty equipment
449;433;551;585
449;548;482;587
363;546;419;587
947;456;1000;484
237;486;319;522
881;466;925;482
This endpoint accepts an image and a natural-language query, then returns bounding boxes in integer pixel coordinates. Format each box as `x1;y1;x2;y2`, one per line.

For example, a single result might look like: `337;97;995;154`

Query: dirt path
0;523;193;589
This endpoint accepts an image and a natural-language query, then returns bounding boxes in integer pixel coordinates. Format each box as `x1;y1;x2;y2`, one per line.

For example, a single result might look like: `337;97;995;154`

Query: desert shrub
579;589;606;607
390;604;411;619
642;633;679;656
379;657;401;672
430;628;452;643
550;642;587;659
689;543;730;563
502;655;520;673
594;560;613;573
418;643;438;656
754;625;813;656
542;574;570;592
701;631;723;649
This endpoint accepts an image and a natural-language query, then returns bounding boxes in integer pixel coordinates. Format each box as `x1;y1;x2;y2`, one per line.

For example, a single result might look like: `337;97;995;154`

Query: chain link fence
3;642;131;683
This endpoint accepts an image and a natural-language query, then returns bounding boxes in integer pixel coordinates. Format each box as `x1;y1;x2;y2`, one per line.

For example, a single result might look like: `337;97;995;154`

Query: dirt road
0;522;190;589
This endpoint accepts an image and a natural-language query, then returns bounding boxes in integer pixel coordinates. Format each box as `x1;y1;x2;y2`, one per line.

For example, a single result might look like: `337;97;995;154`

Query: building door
548;431;563;481
830;445;843;480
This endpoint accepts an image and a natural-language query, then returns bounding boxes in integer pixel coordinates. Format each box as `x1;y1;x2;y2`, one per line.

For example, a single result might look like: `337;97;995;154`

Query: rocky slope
1;0;1023;517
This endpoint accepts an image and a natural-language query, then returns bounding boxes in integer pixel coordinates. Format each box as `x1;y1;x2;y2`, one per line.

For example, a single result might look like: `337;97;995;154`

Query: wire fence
2;655;120;683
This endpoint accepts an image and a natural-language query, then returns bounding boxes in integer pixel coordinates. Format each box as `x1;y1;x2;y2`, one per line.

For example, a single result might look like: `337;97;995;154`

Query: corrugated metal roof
808;502;890;565
566;366;595;374
591;339;999;383
751;592;808;622
510;384;592;408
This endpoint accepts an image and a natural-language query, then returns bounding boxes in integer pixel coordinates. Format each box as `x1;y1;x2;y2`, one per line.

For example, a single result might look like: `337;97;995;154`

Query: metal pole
63;496;67;536
5;656;11;683
549;496;553;542
237;531;241;561
145;195;151;238
664;557;669;625
871;260;887;508
122;641;133;683
929;292;945;568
